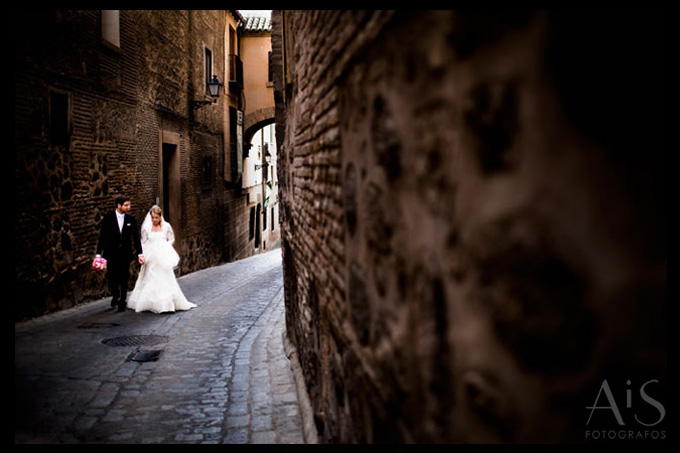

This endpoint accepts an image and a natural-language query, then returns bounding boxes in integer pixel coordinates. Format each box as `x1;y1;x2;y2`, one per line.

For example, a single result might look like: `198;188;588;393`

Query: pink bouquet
92;256;107;271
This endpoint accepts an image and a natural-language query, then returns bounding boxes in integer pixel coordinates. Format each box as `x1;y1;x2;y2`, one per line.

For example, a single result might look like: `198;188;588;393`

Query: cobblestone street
15;249;306;444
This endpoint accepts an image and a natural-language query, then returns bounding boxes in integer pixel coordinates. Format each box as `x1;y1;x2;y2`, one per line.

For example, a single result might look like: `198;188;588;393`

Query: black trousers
106;258;130;307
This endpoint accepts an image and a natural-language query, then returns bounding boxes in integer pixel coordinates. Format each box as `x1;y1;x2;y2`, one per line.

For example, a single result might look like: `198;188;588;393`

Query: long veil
141;211;153;236
140;210;156;244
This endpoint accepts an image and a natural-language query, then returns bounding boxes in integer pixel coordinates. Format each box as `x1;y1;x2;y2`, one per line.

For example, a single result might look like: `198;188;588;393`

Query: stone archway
244;106;276;149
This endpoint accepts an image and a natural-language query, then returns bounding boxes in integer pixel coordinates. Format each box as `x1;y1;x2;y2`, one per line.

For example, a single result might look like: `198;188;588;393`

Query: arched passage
242;106;280;253
244;106;276;152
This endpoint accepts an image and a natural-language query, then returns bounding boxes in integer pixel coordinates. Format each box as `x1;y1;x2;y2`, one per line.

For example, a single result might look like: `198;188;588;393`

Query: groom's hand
138;255;146;265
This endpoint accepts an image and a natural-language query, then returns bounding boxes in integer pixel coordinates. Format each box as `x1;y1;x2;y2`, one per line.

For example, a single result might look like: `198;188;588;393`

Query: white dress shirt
116;211;125;233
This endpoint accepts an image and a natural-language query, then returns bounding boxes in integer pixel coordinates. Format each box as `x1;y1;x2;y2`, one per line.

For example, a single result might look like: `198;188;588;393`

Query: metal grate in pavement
127;349;163;362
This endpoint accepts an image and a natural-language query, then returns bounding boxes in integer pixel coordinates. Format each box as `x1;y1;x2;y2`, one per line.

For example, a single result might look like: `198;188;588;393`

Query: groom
96;195;145;312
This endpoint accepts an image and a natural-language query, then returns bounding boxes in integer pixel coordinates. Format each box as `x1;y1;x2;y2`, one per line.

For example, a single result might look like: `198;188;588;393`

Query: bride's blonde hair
149;205;163;217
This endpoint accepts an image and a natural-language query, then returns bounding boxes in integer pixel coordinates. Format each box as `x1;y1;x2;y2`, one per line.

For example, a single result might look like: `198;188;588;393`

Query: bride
127;205;196;313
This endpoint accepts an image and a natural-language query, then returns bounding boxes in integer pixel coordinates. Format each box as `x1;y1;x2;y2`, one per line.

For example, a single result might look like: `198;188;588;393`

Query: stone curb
282;329;319;444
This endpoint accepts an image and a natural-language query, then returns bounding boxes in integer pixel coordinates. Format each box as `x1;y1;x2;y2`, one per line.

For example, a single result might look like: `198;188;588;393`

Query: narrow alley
13;10;666;445
14;249;306;444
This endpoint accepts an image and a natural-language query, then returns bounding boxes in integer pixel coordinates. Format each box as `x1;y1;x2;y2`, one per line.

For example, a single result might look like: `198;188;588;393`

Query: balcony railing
229;54;243;92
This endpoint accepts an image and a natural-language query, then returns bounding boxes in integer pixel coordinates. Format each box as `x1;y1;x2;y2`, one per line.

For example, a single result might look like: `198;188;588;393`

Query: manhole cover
102;335;168;347
78;322;121;329
127;349;163;362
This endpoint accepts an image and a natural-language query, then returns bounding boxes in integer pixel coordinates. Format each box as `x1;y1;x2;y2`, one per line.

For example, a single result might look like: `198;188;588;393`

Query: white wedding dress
127;219;196;313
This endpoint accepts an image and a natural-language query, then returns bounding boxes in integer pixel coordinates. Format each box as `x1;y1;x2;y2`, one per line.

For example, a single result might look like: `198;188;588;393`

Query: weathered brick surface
13;10;253;321
273;11;666;443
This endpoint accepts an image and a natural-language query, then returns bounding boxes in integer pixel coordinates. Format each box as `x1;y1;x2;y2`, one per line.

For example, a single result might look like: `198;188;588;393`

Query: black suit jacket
96;211;143;263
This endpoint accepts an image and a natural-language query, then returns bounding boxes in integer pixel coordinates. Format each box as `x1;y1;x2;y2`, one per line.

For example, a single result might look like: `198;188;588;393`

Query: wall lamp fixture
192;75;222;109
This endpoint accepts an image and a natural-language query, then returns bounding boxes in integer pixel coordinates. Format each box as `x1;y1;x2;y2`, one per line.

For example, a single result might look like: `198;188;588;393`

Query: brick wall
273;11;666;443
13;10;251;320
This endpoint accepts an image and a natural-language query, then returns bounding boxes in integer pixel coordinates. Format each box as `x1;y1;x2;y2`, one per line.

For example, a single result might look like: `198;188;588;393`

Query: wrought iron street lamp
192;75;222;109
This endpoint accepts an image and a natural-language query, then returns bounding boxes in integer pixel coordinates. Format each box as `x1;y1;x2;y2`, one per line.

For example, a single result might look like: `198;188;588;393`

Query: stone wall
273;11;666;443
13;10;251;320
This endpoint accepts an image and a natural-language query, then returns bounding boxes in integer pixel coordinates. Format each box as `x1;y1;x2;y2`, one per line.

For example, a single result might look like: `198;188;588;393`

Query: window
49;90;70;148
268;51;273;83
271;207;275;231
205;47;213;95
249;207;255;240
202;157;213;189
229;26;237;55
101;10;120;48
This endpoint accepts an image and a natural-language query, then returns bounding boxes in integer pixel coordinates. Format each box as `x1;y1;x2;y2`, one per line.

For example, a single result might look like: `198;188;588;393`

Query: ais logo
584;379;666;441
586;379;665;427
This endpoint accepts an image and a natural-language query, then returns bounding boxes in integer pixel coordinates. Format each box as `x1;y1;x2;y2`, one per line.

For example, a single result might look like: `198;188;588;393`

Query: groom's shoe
110;298;118;308
117;302;126;312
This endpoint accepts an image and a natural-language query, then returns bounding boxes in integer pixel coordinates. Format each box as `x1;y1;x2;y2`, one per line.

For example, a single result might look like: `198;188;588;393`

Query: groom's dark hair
115;195;130;207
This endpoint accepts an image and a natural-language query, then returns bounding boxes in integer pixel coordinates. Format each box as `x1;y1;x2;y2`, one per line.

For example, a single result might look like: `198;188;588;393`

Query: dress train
128;229;196;313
